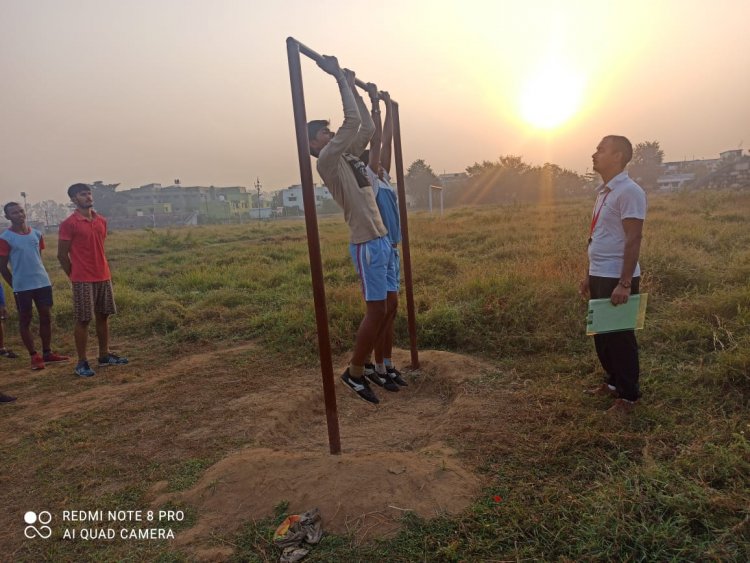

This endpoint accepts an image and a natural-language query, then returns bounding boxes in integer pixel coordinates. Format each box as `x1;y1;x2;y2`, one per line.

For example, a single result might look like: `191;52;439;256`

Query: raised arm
316;58;362;174
348;72;375;159
365;83;382;173
380;91;393;174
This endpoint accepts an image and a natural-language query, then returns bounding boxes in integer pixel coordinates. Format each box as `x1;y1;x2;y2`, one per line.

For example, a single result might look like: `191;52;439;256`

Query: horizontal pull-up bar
285;36;420;455
286;37;395;102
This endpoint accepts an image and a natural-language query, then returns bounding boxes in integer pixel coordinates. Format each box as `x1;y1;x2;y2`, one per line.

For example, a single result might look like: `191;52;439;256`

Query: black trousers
589;275;641;401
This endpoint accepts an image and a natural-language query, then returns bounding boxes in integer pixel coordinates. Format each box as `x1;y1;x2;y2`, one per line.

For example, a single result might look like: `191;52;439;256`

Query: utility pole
254;177;262;222
20;192;28;215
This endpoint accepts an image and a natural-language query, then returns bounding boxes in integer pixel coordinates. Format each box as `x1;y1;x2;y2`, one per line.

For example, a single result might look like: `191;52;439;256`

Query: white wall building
281;184;333;210
657;173;695;191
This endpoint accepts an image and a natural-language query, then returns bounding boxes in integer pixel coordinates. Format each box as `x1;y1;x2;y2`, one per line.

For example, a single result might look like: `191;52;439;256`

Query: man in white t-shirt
579;135;647;415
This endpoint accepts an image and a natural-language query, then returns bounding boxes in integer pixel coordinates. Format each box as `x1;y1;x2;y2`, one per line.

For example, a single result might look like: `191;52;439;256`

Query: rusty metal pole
286;37;341;455
392;102;419;369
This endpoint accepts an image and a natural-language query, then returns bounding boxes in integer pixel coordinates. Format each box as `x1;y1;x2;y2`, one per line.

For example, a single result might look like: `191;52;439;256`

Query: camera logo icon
24;511;52;539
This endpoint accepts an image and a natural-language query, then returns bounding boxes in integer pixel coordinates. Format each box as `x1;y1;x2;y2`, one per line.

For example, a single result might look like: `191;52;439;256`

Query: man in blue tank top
360;89;408;389
0;202;70;370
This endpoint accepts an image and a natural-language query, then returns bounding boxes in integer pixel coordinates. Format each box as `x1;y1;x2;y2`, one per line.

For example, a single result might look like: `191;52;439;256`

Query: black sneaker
341;369;379;404
366;370;399;392
98;353;129;366
387;367;408;386
364;363;376;376
74;360;95;377
0;392;17;403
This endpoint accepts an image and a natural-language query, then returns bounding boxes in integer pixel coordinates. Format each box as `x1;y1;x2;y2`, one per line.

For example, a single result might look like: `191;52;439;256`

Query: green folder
586;293;648;335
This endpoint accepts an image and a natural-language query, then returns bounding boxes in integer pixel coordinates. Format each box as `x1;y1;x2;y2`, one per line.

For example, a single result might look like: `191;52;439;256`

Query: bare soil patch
1;345;505;560
153;349;492;558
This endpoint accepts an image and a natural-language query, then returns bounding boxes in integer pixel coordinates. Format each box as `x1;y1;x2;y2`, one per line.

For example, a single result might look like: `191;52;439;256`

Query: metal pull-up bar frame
286;37;419;455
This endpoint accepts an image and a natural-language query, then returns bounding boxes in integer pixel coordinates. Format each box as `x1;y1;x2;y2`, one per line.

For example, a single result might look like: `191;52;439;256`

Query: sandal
0;349;18;359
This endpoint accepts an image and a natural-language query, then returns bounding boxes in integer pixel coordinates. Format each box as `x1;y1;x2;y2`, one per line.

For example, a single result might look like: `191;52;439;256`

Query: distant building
693;152;750;189
658;149;750;191
91;180;121;191
661;159;720;174
657;173;695;192
719;149;744;161
281;184;333;211
118;183;259;220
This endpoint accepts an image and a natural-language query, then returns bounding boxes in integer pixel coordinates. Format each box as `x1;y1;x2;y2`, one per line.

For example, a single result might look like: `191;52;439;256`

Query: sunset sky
1;0;749;203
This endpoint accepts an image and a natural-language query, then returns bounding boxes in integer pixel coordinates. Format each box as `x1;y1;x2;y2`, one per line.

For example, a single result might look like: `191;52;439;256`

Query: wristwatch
618;280;632;289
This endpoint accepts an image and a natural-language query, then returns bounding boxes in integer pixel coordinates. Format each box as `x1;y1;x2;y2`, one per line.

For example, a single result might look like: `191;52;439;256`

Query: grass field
1;189;748;561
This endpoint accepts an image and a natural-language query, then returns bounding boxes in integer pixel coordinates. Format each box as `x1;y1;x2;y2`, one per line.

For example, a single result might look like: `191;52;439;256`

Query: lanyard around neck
588;188;611;245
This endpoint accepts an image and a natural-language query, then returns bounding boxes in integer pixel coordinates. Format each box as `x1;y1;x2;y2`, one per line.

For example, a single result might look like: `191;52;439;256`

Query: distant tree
270;190;284;208
629;141;664;191
405;159;439;208
583;170;599;186
498;155;530;174
466;160;497;177
458;155;587;206
28;200;71;226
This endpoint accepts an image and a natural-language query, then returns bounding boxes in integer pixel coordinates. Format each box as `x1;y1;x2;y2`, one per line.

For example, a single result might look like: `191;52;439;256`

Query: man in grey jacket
308;56;393;405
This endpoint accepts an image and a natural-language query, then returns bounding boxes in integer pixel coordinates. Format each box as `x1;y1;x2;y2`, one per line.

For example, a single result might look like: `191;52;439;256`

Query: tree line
405;141;666;209
9;141;669;222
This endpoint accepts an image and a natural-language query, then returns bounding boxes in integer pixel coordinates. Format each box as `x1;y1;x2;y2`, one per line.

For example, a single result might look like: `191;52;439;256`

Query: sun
519;59;585;130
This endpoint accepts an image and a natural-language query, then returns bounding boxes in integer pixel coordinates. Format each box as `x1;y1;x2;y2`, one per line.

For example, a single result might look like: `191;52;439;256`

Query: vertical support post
392;102;420;369
428;185;443;217
286;38;341;455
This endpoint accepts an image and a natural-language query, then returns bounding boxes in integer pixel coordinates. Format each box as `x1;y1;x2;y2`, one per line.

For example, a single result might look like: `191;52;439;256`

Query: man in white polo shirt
579;135;647;415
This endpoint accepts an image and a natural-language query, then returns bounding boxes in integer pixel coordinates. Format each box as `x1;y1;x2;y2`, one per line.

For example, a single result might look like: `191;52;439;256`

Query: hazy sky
2;0;749;203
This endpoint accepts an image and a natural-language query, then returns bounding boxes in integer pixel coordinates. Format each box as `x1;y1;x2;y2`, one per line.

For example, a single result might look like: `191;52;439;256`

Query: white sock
375;363;386;375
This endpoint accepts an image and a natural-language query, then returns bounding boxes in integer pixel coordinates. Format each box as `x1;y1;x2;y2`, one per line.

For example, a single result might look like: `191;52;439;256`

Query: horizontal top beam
287;36;397;104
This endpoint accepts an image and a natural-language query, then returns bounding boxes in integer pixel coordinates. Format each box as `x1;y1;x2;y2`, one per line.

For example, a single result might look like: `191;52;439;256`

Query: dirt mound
153;349;492;559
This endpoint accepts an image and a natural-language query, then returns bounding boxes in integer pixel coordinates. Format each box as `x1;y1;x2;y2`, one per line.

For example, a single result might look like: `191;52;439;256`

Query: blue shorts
387;246;400;293
349;236;391;302
14;285;53;314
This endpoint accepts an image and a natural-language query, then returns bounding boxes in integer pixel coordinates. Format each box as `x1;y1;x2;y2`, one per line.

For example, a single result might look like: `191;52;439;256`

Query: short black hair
3;201;21;216
604;135;633;167
307;120;329;142
67;183;91;199
359;149;369;164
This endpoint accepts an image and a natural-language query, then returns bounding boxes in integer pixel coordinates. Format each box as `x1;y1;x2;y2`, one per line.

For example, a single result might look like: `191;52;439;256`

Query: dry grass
0;189;748;561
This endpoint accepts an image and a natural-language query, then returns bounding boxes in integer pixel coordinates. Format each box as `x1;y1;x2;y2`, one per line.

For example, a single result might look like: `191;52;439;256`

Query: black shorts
14;285;54;314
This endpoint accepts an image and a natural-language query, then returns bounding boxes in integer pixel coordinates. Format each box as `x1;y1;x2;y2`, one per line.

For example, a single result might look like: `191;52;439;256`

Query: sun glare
519;59;585;130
